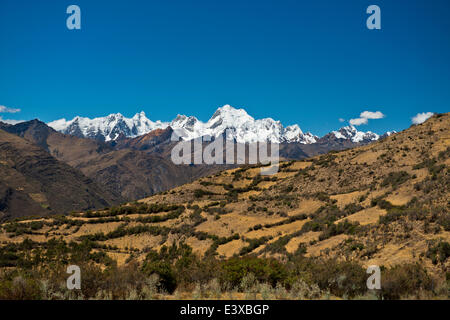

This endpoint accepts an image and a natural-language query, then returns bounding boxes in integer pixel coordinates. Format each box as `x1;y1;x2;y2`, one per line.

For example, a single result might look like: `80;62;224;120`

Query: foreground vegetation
0;239;448;300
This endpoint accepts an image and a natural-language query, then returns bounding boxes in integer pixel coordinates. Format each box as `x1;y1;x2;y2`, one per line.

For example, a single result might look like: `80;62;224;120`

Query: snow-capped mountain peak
47;104;389;145
332;125;379;143
48;105;316;144
208;105;253;124
132;111;147;119
48;111;167;141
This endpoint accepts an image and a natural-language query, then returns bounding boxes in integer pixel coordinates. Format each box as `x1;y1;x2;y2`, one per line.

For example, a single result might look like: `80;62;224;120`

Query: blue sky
0;0;449;136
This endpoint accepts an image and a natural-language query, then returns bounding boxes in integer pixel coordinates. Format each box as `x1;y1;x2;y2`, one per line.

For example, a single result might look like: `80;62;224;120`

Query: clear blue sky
0;0;449;136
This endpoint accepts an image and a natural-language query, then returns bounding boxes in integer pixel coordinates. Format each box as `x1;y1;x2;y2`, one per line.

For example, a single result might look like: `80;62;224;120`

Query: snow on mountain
47;105;387;145
48;112;167;142
48;105;318;144
200;105;318;144
332;125;379;143
380;131;397;139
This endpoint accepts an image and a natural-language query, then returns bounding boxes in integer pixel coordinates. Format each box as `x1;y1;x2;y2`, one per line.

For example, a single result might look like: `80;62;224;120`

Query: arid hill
1;113;448;275
0;129;120;220
0;121;228;201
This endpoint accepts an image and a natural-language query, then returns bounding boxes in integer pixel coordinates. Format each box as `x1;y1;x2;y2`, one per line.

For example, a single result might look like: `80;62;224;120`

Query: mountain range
1;112;447;291
0;105;397;219
0;120;228;214
48;105;390;145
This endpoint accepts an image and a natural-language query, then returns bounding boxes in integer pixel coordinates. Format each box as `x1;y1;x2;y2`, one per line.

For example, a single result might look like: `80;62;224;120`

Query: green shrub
193;189;216;198
220;257;288;288
307;259;367;298
381;263;433;299
381;171;411;188
426;240;450;264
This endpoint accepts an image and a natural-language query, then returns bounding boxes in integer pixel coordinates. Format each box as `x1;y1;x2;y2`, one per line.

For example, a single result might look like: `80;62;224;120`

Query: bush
426;240;450;264
307;259;367;298
381;171;411;188
319;220;360;241
239;237;271;255
193;189;216;198
379;208;405;225
0;275;41;300
142;243;194;293
220;257;288;289
381;263;433;299
343;203;363;215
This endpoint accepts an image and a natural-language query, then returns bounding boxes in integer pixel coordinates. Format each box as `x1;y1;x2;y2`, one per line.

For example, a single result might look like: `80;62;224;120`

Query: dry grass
287;161;312;170
385;190;413;206
336;207;387;225
216;239;247;258
245;219;310;238
288;199;323;216
105;251;131;266
196;212;284;237
330;191;366;209
238;190;262;200
72;221;123;237
258;181;277;189
350;150;384;165
285;231;321;254
306;234;349;257
103;234;163;251
184;237;214;255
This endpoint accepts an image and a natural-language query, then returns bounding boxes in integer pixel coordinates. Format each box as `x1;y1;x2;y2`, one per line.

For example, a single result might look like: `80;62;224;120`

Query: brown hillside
1;113;448;275
0;121;231;201
0;129;120;220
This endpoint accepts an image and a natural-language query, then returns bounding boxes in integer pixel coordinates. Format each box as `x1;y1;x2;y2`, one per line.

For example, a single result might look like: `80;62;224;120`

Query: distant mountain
48;105;319;144
1;108;398;207
48;111;167;142
380;131;397;139
0;119;114;167
0;129;120;220
48;105;391;146
0;120;230;202
114;127;175;153
168;105;319;144
331;125;380;143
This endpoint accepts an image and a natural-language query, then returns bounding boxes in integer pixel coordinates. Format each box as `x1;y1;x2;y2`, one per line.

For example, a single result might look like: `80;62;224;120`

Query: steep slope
0;129;120;220
113;127;175;154
74;149;230;200
0;119;113;166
